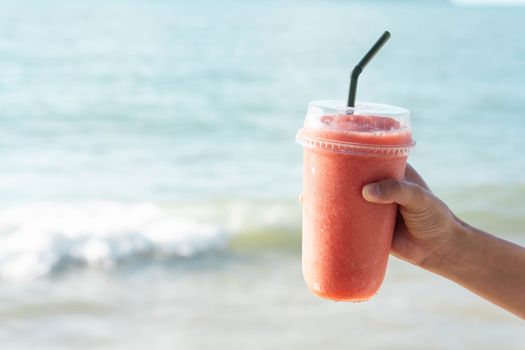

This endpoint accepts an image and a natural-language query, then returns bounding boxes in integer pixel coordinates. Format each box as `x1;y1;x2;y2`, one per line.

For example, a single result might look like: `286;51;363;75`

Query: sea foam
0;202;227;281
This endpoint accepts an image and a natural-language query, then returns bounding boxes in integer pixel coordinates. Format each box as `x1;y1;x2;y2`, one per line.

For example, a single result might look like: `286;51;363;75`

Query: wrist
419;219;472;273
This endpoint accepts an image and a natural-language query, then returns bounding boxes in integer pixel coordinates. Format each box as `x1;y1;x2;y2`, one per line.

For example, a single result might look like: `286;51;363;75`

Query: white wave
0;202;228;281
451;0;525;5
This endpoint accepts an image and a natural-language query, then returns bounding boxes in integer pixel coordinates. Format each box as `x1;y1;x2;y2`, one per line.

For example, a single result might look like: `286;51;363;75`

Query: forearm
421;220;525;319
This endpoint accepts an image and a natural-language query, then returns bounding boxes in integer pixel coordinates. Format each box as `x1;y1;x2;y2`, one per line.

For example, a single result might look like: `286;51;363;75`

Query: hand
362;164;461;267
362;164;525;318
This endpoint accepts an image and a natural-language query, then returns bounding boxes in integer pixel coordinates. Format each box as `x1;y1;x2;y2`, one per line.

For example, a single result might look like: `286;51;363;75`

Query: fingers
362;178;428;212
298;193;303;204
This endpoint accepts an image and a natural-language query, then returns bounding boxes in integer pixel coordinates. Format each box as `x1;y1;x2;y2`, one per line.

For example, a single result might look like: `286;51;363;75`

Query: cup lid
296;100;415;157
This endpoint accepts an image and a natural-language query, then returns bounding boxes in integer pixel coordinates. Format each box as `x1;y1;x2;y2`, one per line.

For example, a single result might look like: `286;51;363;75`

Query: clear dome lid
296;100;415;157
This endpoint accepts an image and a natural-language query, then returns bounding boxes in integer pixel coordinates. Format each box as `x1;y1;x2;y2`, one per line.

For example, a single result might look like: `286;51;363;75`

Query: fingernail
363;183;381;199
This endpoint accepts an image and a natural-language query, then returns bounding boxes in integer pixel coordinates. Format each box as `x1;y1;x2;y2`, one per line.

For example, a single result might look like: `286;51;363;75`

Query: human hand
362;164;462;267
362;165;525;318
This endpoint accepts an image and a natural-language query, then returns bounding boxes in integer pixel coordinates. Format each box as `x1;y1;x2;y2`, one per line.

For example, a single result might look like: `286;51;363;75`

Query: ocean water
0;0;524;348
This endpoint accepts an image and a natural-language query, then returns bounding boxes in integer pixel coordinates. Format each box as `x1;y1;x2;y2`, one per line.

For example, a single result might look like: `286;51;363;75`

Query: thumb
362;179;427;212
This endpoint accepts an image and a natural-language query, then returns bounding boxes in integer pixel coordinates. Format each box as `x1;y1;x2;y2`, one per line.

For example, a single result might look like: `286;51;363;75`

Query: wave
0;202;230;281
0;200;302;281
451;0;525;5
4;187;519;282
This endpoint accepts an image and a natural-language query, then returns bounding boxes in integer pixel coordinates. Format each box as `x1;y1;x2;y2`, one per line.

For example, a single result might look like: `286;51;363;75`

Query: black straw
347;31;391;108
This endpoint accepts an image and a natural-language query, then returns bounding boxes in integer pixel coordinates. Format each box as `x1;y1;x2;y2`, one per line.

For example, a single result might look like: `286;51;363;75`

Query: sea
0;0;524;348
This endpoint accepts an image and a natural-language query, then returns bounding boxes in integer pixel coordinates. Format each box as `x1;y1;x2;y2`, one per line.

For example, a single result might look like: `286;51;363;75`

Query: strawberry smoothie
297;101;414;301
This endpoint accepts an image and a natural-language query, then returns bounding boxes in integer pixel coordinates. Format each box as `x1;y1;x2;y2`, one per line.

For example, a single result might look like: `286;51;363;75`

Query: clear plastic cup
296;100;415;301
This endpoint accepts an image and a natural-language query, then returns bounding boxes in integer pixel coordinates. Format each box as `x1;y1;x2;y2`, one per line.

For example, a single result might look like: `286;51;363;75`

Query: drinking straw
347;31;391;108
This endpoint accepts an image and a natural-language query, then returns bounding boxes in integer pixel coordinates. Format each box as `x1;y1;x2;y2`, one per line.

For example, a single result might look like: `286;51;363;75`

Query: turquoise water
0;0;524;348
1;0;524;203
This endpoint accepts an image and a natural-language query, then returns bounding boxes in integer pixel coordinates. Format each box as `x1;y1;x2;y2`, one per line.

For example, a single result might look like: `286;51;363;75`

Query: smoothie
297;101;414;301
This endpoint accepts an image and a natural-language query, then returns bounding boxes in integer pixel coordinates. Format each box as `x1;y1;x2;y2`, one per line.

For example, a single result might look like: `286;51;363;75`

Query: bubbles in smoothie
319;114;401;134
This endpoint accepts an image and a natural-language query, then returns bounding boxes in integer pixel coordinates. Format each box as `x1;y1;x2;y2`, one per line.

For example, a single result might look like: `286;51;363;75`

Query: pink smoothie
298;113;413;301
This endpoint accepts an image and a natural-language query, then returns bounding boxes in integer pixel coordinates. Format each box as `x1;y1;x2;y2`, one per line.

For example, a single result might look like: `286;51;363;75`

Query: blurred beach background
0;0;524;348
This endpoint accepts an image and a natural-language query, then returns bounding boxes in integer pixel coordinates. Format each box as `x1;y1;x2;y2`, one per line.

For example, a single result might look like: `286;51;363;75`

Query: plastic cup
296;100;415;301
